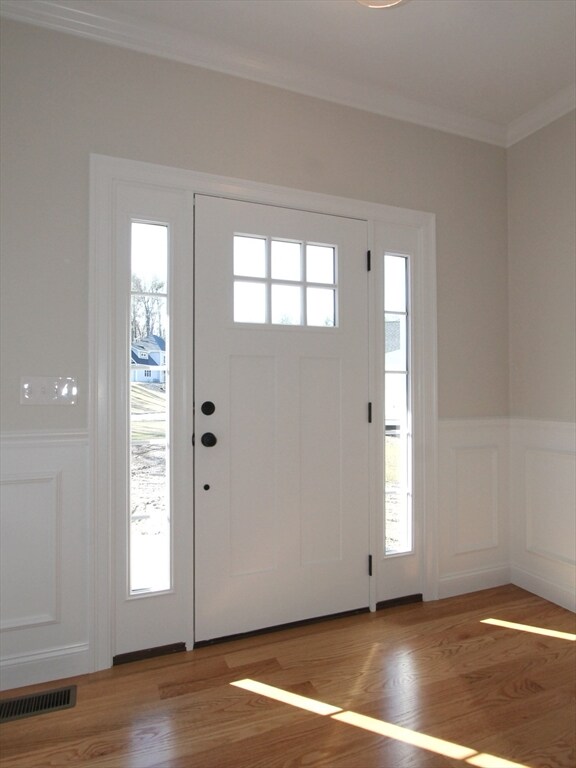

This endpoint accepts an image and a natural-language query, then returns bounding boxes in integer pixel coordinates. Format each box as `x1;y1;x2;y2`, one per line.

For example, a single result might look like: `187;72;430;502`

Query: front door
194;195;371;641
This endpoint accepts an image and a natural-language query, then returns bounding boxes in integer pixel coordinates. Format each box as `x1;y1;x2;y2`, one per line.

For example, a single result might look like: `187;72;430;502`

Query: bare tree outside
131;276;166;340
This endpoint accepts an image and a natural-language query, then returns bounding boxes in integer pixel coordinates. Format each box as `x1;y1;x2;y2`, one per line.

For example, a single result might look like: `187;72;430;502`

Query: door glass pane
232;235;338;329
385;314;407;372
271;240;301;281
306;245;335;284
272;284;302;325
234;236;266;278
130;223;171;594
307;287;335;327
234;281;267;323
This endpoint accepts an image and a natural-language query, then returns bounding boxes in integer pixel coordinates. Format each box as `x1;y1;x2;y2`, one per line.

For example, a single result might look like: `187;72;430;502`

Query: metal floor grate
0;685;77;723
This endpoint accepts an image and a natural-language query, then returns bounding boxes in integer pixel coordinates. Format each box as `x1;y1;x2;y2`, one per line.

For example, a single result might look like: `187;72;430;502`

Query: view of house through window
129;222;171;593
384;254;412;555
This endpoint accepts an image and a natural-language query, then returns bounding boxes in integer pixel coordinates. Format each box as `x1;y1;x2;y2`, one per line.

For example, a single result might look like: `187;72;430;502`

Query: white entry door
194;195;371;642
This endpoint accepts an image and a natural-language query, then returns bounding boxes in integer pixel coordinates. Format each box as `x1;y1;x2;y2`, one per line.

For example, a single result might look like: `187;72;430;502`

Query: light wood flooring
1;585;575;767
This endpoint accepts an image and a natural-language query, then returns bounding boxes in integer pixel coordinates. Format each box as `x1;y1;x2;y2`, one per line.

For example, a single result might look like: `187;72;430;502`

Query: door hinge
368;402;372;423
368;554;373;576
367;250;371;272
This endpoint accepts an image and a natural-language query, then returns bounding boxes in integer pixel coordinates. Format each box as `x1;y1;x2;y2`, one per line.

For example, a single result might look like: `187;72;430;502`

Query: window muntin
233;236;337;328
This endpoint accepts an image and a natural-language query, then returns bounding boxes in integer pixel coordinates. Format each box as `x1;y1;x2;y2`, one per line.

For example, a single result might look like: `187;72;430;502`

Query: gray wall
0;19;520;430
507;111;576;422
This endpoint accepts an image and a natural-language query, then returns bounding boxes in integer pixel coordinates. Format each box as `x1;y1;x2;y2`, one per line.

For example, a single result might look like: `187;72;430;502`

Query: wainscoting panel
510;420;576;612
437;420;510;599
0;472;62;630
453;446;499;554
0;432;90;690
525;449;576;565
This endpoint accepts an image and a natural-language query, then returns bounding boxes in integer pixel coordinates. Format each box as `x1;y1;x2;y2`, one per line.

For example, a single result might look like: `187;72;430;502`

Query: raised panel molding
525;449;576;565
510;419;576;613
0;431;90;690
452;445;499;554
438;420;509;597
0;472;62;631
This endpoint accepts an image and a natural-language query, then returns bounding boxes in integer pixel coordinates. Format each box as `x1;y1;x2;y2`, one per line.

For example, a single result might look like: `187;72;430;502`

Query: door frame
89;154;438;671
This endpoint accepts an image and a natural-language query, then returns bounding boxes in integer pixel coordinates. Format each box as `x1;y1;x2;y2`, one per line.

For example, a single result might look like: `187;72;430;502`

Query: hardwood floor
1;586;574;767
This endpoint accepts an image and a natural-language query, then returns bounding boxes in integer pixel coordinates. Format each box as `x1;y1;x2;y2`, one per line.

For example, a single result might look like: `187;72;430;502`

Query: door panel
194;195;370;641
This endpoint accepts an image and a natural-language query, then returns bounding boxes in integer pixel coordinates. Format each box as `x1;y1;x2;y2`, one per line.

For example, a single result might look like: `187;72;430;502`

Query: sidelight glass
384;254;412;556
384;253;407;312
385;314;407;372
129;222;171;594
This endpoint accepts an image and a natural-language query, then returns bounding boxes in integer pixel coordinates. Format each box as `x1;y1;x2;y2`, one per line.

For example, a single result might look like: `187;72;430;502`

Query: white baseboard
0;643;91;691
510;564;576;613
438;565;511;600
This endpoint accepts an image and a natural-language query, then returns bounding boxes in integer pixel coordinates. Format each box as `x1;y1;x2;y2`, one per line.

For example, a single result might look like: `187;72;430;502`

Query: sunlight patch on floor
231;679;342;715
481;618;576;641
332;710;475;760
231;679;529;767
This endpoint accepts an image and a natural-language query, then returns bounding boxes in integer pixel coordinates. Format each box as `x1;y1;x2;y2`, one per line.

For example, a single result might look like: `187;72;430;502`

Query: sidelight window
384;254;412;555
129;222;171;594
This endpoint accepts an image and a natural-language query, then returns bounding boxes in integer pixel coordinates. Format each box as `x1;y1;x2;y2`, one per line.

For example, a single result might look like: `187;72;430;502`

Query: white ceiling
2;0;575;145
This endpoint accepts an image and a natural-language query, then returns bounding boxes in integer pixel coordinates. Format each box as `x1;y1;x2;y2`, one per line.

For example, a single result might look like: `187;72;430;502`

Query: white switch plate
20;376;78;405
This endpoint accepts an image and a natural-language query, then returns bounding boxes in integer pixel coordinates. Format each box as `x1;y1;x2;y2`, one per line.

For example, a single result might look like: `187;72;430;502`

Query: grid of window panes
384;254;412;555
129;222;171;594
233;235;337;327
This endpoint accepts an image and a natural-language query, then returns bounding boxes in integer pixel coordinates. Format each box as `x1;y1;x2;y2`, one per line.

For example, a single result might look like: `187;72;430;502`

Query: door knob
201;401;216;415
201;432;217;447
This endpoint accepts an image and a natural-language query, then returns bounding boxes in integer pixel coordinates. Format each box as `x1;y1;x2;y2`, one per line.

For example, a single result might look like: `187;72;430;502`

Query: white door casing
89;155;437;669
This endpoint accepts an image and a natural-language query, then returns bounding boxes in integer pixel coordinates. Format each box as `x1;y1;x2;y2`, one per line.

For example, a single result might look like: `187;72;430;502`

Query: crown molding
506;85;576;147
2;0;573;148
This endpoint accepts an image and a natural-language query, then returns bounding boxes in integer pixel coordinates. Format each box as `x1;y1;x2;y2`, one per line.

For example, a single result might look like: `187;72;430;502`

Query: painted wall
507;110;576;422
0;19;509;429
507;111;576;612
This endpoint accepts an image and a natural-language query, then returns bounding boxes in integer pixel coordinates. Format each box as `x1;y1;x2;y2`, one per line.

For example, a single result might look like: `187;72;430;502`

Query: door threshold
194;607;370;648
113;642;187;666
376;593;423;610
